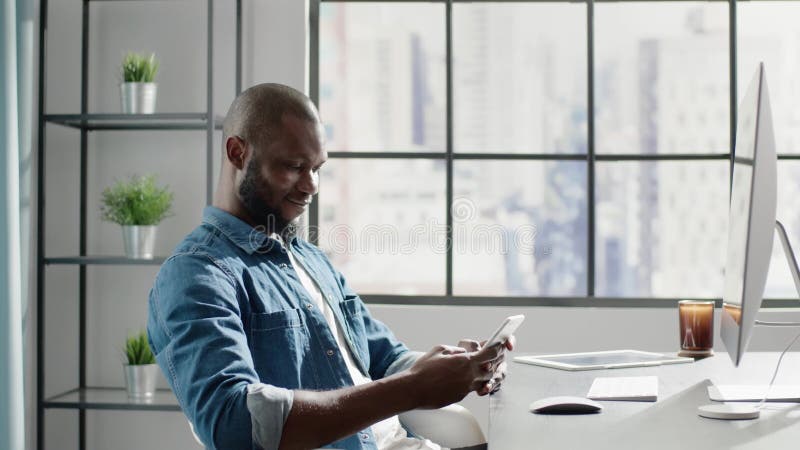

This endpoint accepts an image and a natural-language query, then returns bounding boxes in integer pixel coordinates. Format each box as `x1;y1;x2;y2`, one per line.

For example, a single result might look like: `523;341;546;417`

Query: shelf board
45;113;223;131
45;256;167;265
43;387;181;412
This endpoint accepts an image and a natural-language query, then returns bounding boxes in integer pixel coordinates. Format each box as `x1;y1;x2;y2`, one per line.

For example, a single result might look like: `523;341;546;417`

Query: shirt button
326;349;334;356
360;433;369;440
306;303;313;310
279;263;288;269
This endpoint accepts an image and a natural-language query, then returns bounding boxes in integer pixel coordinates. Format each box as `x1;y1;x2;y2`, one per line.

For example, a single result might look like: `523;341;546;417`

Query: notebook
587;376;658;402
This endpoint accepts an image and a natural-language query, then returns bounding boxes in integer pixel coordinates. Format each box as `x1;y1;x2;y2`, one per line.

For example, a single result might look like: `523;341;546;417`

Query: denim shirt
147;206;414;450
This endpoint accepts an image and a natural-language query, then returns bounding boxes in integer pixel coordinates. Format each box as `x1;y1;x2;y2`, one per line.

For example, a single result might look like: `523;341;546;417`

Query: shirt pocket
339;297;370;370
249;308;315;389
251;308;303;332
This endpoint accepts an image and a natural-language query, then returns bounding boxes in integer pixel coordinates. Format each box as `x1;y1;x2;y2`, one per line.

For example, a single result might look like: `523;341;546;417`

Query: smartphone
485;314;525;348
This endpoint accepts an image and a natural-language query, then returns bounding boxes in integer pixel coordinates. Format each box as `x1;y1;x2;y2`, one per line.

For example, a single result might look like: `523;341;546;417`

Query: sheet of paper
587;376;658;402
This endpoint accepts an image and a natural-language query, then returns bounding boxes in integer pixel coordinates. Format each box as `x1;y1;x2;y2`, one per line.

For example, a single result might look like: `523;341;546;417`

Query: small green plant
124;331;155;365
100;175;174;226
121;52;159;83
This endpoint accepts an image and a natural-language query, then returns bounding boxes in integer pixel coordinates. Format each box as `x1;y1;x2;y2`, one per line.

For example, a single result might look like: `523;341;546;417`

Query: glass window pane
595;161;728;297
453;161;588;296
738;2;800;154
765;162;800;298
319;3;446;153
318;159;446;295
453;3;587;154
595;3;729;155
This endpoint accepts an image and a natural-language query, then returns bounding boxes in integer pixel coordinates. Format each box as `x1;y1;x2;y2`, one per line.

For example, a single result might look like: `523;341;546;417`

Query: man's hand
457;336;515;395
406;343;504;409
280;342;509;449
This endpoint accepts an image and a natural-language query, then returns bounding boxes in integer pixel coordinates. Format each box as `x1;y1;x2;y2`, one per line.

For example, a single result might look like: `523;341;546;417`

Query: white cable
755;320;800;327
756;327;800;410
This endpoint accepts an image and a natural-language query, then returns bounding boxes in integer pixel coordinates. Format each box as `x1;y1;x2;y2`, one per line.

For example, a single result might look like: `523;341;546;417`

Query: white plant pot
122;225;157;259
123;363;159;399
120;82;157;114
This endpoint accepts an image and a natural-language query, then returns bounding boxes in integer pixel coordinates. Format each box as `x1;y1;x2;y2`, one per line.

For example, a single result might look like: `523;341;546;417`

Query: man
147;83;513;450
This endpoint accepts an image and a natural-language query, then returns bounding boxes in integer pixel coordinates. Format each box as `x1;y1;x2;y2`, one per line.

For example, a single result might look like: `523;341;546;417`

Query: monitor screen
720;63;777;366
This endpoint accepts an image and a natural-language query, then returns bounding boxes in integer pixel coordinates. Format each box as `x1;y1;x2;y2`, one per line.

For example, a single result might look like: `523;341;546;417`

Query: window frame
309;0;800;307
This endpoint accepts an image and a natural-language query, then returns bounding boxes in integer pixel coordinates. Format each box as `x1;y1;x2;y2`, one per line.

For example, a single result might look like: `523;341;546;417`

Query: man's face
237;114;327;233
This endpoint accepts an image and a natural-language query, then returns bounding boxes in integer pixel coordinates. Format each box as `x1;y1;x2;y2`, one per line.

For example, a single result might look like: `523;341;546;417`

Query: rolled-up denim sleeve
246;384;294;449
147;253;292;450
384;350;424;377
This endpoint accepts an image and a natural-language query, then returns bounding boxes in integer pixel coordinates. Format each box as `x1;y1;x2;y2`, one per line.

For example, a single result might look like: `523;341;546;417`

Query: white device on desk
514;350;691;371
699;63;800;421
587;376;658;402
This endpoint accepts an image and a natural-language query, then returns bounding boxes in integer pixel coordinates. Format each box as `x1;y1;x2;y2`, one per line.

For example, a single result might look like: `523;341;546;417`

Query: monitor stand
698;404;762;420
698;221;800;420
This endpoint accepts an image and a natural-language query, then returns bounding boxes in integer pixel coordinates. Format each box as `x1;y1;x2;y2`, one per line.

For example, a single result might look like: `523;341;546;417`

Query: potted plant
120;52;159;114
100;174;173;259
123;330;158;399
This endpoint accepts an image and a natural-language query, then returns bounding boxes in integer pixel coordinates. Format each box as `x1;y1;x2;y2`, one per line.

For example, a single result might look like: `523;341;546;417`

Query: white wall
38;0;800;449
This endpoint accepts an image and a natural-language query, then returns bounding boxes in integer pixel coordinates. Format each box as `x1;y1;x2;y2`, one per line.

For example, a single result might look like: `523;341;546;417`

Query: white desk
489;352;800;449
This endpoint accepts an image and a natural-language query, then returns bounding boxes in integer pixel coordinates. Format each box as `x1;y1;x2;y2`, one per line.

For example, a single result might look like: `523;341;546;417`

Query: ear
225;136;248;171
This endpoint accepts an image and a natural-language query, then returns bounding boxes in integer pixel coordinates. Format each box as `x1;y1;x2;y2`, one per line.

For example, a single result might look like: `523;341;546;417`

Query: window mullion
309;0;321;245
445;0;454;296
587;0;596;297
729;0;738;196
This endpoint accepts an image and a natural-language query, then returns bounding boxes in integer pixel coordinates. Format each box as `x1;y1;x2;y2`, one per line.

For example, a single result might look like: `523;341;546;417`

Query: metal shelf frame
36;1;243;449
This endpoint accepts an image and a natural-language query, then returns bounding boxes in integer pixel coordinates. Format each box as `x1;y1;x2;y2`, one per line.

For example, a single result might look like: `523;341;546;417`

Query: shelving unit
43;387;181;412
36;1;242;448
44;113;224;131
44;256;167;266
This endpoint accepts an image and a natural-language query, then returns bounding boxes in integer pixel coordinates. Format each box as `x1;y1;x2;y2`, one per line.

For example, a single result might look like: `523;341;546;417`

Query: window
312;0;800;305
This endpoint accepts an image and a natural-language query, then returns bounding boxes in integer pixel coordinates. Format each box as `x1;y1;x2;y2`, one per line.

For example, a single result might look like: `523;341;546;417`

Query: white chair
188;404;486;449
399;404;487;449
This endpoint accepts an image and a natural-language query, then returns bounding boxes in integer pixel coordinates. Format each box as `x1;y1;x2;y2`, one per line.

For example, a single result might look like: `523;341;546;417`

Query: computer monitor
700;63;800;420
719;62;778;367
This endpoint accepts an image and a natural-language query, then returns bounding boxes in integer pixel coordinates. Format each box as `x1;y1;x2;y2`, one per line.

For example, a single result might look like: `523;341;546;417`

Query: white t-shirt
278;236;441;450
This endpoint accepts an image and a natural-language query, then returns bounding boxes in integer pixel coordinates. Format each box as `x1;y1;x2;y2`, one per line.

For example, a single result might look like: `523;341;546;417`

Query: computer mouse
529;396;603;414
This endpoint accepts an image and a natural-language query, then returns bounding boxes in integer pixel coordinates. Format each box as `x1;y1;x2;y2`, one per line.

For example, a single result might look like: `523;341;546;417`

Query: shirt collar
202;206;297;255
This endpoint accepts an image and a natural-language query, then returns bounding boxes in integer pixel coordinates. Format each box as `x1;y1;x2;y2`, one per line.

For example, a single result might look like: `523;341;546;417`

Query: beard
238;157;298;239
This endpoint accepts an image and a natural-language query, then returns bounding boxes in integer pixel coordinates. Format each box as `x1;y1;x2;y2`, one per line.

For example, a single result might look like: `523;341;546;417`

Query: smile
287;198;311;207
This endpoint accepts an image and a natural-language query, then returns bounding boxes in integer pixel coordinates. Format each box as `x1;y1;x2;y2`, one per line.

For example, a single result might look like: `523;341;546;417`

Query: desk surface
489;352;800;449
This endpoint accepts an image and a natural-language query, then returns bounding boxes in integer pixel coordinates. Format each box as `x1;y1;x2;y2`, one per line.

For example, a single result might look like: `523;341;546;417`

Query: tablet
513;350;694;371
